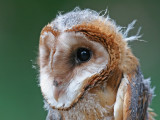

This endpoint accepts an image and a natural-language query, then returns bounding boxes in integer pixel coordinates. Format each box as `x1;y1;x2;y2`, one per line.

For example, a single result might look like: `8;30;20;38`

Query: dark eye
76;48;92;63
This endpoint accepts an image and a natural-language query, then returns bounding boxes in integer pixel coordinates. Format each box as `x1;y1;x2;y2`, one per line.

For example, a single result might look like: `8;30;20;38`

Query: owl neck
57;67;123;120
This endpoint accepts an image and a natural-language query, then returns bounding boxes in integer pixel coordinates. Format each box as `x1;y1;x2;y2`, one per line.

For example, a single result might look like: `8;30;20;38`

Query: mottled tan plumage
38;8;155;120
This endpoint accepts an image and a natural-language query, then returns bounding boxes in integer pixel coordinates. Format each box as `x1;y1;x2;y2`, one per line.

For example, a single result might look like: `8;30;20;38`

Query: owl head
38;7;141;110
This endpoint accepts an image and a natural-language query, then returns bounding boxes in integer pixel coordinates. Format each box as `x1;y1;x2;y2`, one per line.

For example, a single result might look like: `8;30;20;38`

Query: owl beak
53;80;62;102
53;87;60;102
53;85;65;102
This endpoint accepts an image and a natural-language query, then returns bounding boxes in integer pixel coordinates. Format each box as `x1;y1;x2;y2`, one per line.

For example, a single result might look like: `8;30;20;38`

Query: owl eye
76;48;92;63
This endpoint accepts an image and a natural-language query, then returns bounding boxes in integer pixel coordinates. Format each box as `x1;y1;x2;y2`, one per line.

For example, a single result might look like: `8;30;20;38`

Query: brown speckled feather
123;67;154;120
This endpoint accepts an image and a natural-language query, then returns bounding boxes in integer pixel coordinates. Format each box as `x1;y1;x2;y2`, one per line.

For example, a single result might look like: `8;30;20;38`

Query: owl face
39;29;109;109
39;8;139;110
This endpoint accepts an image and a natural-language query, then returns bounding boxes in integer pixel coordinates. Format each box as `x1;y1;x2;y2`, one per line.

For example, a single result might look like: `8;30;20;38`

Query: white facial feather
40;31;109;109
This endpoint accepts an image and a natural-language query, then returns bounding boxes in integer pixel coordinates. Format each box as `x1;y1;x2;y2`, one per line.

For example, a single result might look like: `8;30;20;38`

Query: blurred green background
0;0;159;119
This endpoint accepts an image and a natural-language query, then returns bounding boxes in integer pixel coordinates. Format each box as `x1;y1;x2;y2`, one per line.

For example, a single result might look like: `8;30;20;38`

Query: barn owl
38;7;155;120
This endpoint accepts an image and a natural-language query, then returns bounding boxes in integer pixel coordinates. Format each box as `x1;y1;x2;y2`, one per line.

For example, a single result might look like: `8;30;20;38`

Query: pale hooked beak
53;80;65;102
53;87;60;102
